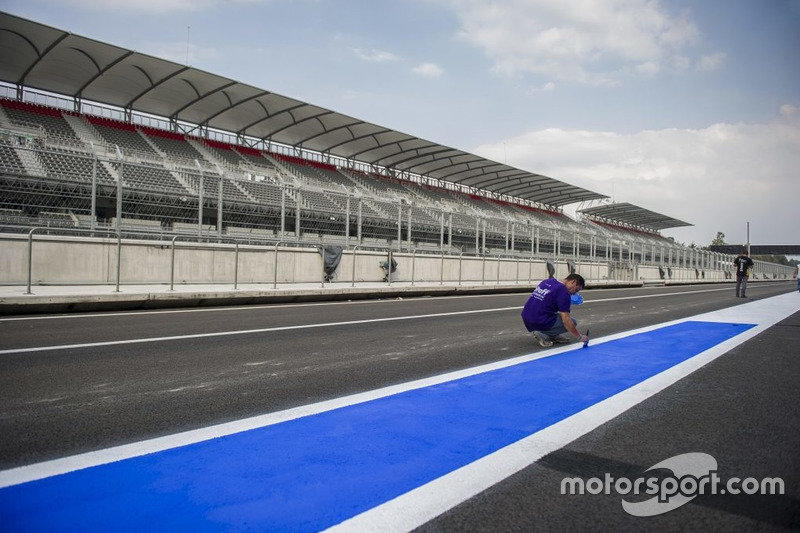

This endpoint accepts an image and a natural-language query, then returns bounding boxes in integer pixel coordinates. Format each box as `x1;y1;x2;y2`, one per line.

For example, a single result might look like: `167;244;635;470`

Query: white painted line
0;341;576;489
0;287;740;354
0;307;519;355
0;285;736;322
326;292;800;532
1;293;796;493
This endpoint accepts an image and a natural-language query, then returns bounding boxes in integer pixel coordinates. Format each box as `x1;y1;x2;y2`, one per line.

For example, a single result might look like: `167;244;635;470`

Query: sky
2;0;799;248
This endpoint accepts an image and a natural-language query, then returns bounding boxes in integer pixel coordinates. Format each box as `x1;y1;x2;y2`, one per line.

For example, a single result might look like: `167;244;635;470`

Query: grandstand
0;10;771;279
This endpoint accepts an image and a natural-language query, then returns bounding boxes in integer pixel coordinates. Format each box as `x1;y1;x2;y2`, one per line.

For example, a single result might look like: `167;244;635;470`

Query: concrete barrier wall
0;234;788;287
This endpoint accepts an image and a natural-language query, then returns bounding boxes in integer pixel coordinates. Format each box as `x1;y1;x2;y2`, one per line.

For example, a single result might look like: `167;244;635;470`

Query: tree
711;232;726;246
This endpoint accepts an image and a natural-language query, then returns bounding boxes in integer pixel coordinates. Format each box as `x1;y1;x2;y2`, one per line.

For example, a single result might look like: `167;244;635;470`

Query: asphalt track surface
0;281;798;531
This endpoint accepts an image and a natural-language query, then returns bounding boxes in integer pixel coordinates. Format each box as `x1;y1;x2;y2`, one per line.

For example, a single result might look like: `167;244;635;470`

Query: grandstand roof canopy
578;202;692;231
0;11;608;208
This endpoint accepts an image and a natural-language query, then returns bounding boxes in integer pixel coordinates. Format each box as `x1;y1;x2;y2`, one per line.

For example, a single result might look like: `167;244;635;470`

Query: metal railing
9;226;798;292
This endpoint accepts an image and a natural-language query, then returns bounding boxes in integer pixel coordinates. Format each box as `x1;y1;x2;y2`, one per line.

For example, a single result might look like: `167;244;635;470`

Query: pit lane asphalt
1;281;797;530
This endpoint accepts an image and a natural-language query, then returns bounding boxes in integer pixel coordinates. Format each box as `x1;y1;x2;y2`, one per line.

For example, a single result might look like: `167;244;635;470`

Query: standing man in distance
521;273;588;347
733;249;754;298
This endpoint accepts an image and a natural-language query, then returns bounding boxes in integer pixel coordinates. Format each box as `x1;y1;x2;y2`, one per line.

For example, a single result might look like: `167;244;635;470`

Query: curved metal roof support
378;145;454;170
241;102;308;136
347;142;403;162
0;29;40;76
170;80;238;118
126;66;190;110
265;109;336;140
76;50;136;99
199;90;272;127
0;12;614;213
436;160;498;181
292;120;363;147
348;136;439;163
168;77;204;120
16;32;70;86
459;172;531;190
323;128;392;153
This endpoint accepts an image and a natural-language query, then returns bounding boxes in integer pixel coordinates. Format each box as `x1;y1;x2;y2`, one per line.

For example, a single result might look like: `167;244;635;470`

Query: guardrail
9;227;796;292
26;227;121;294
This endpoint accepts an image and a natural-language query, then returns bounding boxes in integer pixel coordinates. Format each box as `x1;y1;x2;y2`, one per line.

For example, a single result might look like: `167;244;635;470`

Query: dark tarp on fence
322;246;343;282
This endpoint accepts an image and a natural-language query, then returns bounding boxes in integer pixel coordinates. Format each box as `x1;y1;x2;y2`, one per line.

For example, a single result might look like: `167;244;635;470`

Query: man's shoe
552;335;571;344
533;331;553;347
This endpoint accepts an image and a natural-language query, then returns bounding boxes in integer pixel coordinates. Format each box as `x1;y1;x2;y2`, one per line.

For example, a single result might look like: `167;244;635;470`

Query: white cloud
527;81;556;93
696;52;726;71
351;48;401;62
412;63;444;78
780;103;799;117
474;113;800;245
46;0;263;13
434;0;705;85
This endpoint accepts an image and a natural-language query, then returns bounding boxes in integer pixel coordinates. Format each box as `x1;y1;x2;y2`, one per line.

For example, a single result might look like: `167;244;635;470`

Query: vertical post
357;196;362;244
351;246;358;288
233;242;239;290
273;243;279;289
556;231;561;258
116;147;123;233
90;144;97;232
458;251;463;286
397;203;402;247
746;221;750;255
169;236;178;291
345;193;351;246
295;189;302;240
115;232;121;293
481;219;486;254
197;164;204;238
440;209;445;249
217;174;223;239
411;250;416;286
280;186;286;239
26;228;36;295
407;205;412;248
530;224;535;257
448;213;453;251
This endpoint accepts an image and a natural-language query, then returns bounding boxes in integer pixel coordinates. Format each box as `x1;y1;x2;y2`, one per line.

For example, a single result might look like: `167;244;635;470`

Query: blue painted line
0;321;754;532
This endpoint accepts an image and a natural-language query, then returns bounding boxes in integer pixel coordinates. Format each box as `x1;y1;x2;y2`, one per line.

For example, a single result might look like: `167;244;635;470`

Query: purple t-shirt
521;277;571;332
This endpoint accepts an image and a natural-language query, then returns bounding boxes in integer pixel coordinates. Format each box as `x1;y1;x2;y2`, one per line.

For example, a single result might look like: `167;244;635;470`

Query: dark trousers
735;275;748;297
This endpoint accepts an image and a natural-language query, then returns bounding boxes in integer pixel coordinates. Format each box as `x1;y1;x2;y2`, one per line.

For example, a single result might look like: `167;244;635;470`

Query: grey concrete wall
0;234;787;287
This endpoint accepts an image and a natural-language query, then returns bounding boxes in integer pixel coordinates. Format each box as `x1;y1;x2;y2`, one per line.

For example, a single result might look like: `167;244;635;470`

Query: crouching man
521;273;588;347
